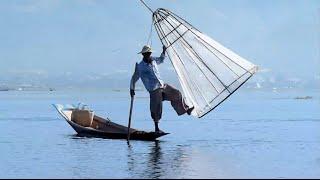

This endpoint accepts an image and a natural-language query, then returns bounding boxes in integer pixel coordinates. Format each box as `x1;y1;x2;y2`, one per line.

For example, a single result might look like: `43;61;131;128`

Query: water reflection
144;140;164;179
63;135;190;178
127;140;188;179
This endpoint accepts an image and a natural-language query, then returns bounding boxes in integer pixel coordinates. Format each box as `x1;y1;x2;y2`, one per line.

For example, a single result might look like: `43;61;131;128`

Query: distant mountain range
0;70;319;91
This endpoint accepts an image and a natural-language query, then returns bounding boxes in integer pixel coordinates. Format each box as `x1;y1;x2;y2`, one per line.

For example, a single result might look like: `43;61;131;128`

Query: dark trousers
149;84;189;122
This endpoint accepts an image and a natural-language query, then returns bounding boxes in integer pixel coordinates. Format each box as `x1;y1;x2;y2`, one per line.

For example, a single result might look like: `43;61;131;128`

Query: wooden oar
127;96;134;141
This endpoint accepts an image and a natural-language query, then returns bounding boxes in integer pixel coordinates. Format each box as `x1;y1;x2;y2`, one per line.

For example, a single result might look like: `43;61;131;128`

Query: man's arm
155;45;167;64
130;63;139;97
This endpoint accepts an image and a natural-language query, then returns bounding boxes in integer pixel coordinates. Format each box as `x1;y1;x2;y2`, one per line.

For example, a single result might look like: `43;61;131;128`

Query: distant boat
294;96;312;100
112;89;121;92
0;87;10;91
53;104;169;141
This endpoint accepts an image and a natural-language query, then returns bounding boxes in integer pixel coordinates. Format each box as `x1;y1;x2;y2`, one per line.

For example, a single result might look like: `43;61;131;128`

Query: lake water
0;88;319;178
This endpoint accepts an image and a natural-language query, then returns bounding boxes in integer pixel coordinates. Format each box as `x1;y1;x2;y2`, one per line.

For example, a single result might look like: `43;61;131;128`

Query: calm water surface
0;89;319;178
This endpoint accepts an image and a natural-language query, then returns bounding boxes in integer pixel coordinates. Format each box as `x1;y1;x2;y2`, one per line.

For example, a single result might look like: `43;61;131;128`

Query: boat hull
54;104;169;141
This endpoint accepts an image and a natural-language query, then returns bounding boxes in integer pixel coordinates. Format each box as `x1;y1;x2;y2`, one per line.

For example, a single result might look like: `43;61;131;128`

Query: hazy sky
0;0;319;80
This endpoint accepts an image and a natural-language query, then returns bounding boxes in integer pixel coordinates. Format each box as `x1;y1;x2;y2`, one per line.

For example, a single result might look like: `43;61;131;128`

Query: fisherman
130;45;194;133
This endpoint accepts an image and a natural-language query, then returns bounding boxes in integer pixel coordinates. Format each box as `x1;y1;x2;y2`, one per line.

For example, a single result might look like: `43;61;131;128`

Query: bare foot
155;129;164;134
187;106;194;115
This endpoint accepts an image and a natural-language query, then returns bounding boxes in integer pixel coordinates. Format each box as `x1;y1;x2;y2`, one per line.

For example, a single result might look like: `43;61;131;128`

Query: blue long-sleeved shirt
130;52;166;92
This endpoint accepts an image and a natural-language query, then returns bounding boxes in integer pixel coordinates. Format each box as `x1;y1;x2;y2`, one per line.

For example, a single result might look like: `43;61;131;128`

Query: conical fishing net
153;8;258;118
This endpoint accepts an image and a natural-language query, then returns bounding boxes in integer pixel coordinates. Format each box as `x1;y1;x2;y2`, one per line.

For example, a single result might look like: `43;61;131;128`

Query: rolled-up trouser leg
149;88;163;122
162;84;189;116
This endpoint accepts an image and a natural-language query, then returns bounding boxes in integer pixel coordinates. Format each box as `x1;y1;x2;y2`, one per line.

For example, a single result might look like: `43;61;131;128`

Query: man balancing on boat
130;45;194;133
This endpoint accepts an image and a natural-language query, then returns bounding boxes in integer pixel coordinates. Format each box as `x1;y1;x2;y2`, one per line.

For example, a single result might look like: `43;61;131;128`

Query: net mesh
153;8;258;118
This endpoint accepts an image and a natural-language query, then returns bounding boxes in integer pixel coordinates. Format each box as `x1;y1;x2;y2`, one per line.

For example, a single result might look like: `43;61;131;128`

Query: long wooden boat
53;104;169;141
